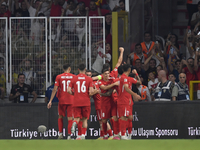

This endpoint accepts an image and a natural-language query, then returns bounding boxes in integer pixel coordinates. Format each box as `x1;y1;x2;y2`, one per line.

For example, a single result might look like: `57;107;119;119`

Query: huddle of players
47;47;142;140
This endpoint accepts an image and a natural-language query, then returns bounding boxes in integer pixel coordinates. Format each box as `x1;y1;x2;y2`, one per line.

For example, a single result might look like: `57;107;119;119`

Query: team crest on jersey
124;79;127;82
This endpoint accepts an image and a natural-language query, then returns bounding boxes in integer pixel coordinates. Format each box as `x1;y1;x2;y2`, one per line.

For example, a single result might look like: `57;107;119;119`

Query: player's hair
18;73;25;78
118;65;123;75
86;69;92;73
52;74;58;83
119;0;125;4
78;63;86;71
63;64;70;70
103;63;110;69
122;64;131;72
135;43;142;48
102;68;109;73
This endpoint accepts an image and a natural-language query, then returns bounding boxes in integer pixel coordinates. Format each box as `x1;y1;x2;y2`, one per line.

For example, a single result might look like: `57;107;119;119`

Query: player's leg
76;118;83;140
71;107;81;134
66;105;73;139
127;105;133;140
80;106;91;140
96;109;104;139
118;105;129;140
111;102;120;139
101;105;111;139
58;104;67;139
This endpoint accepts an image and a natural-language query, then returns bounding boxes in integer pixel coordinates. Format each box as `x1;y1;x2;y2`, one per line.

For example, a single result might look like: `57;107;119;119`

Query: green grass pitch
1;140;200;150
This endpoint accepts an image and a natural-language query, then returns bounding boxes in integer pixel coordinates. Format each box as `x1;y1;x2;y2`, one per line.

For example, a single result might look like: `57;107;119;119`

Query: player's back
71;73;93;107
56;73;75;104
118;74;130;105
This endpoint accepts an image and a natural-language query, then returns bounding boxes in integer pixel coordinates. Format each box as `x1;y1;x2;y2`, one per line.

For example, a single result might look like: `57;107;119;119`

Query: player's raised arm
47;85;58;109
115;47;124;68
132;69;142;85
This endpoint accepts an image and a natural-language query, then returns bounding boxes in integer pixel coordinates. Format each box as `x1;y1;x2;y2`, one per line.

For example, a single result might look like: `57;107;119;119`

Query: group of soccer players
47;47;142;140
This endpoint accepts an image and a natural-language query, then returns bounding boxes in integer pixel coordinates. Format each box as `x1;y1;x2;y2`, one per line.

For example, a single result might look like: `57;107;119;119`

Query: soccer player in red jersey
98;68;119;139
47;64;75;139
118;64;141;140
67;64;94;140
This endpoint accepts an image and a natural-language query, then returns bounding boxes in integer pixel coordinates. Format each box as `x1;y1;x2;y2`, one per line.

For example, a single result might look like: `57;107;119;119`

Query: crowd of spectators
0;0;200;102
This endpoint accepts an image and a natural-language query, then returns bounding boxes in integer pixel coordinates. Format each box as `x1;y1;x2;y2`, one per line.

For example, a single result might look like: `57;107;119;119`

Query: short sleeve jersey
118;74;137;105
69;73;93;107
92;81;101;110
55;73;75;104
98;78;114;106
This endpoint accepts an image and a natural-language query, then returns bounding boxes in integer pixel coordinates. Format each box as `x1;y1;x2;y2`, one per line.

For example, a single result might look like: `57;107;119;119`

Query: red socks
119;119;126;136
107;129;113;136
102;122;107;135
113;120;119;135
68;120;73;135
58;118;63;133
77;121;83;136
82;128;87;135
128;119;132;134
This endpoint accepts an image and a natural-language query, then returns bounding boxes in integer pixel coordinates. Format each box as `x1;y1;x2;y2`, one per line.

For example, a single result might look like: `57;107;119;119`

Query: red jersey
98;78;114;106
118;74;137;105
92;81;101;110
69;73;93;107
55;73;75;104
99;67;118;79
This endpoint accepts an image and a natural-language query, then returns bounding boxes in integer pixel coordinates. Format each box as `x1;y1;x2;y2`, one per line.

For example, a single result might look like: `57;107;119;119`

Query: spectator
75;1;87;16
154;70;174;101
0;1;11;22
141;32;155;55
134;59;148;85
144;55;157;77
190;1;200;27
95;0;110;10
194;50;200;99
180;57;196;89
9;73;37;103
168;55;181;83
168;73;177;84
148;71;158;101
127;43;148;66
119;0;125;11
136;84;152;102
65;0;76;16
108;0;120;11
105;13;112;34
77;0;90;8
15;0;30;17
50;0;62;17
36;60;47;95
45;74;59;103
24;0;42;17
88;0;110;17
19;59;36;86
152;41;165;66
187;0;198;26
164;33;180;56
172;73;190;101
